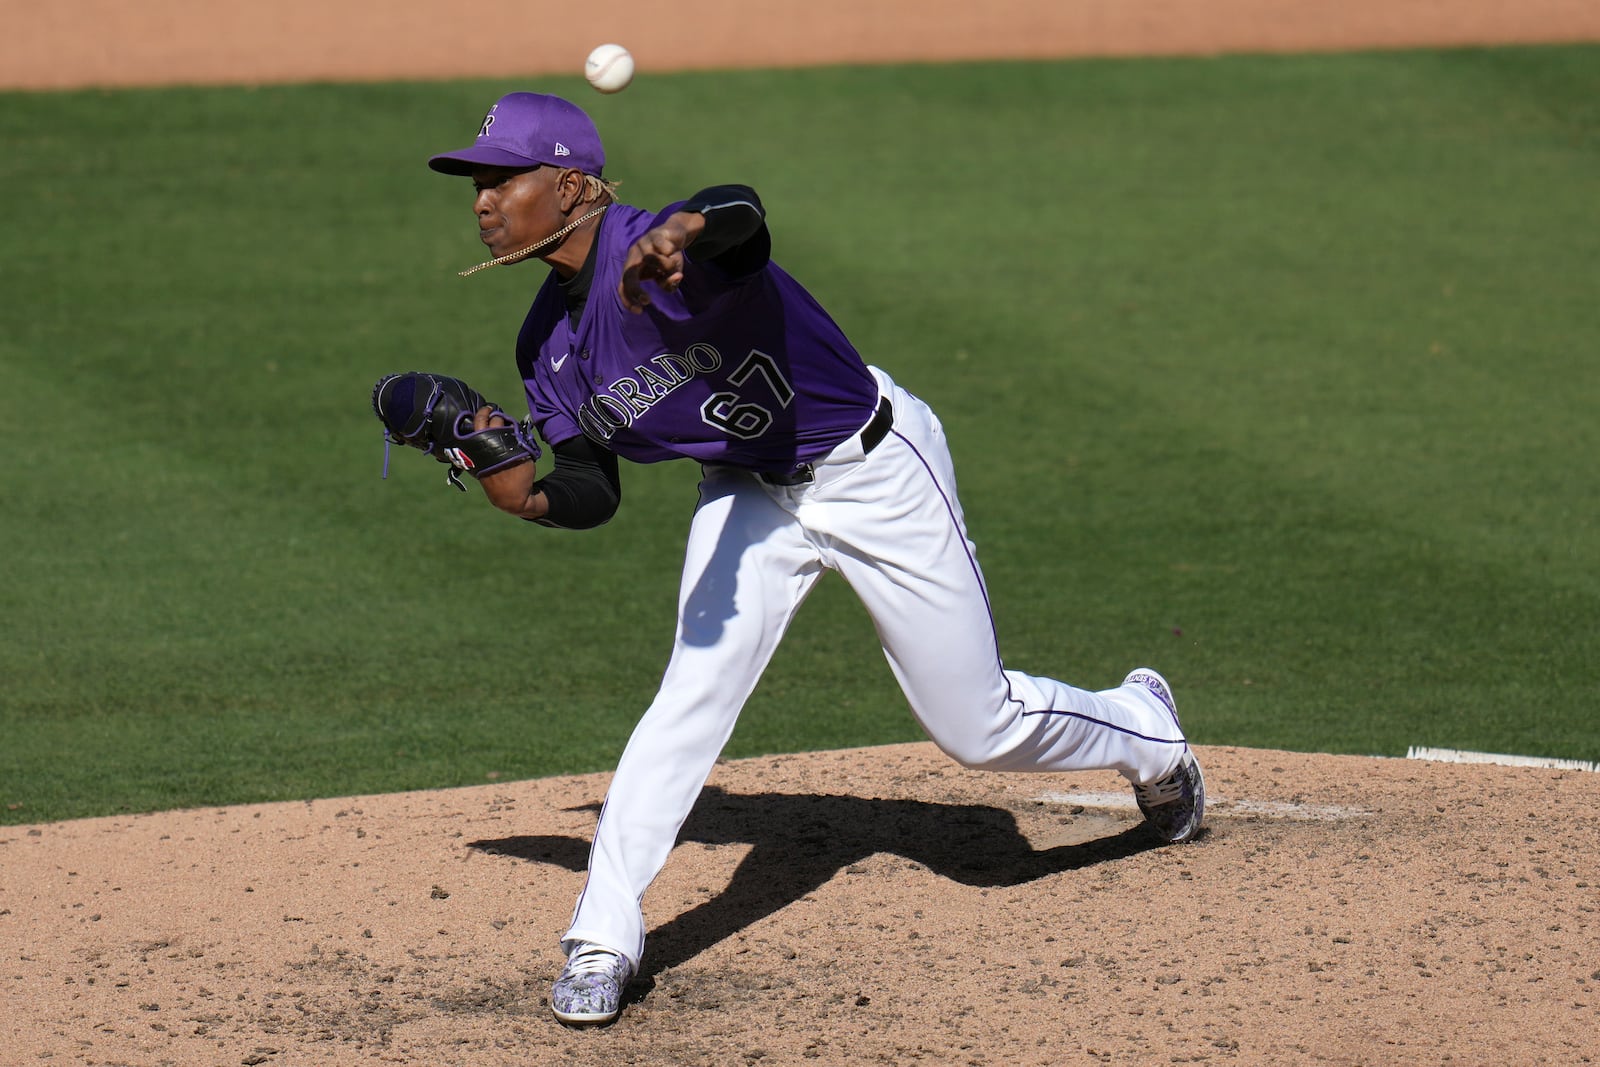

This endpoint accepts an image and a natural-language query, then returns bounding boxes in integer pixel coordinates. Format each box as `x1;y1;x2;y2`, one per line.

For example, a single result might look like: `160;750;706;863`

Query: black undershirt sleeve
528;434;622;529
682;185;771;276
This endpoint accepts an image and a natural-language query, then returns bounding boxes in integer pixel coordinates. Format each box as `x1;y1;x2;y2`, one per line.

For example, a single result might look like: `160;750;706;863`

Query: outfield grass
2;46;1596;823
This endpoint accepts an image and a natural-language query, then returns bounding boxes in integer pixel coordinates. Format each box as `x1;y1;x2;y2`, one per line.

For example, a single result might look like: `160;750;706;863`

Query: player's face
471;166;560;258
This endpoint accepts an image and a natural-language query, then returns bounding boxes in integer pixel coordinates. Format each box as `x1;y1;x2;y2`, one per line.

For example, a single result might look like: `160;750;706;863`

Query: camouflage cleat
1124;669;1206;843
551;942;634;1025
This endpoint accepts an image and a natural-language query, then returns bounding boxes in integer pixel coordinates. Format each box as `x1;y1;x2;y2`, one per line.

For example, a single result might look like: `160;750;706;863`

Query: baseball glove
371;371;541;491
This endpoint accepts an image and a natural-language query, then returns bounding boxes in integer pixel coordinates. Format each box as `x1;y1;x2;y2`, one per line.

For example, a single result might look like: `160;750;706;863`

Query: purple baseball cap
428;92;605;176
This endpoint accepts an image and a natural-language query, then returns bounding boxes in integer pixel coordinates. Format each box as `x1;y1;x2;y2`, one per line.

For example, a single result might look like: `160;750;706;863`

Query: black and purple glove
371;371;541;491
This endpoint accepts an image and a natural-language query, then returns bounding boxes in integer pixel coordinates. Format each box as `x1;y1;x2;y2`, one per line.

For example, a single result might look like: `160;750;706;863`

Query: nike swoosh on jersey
552;353;570;372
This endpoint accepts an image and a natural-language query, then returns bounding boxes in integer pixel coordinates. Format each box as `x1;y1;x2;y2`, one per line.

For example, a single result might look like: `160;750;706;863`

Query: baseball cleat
550;942;634;1025
1124;669;1206;843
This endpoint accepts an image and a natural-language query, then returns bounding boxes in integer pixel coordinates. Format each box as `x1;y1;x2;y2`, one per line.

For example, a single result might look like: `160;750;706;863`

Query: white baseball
585;44;634;94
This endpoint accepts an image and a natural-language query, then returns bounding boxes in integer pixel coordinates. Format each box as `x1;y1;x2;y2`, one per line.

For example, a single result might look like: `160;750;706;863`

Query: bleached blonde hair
581;173;621;203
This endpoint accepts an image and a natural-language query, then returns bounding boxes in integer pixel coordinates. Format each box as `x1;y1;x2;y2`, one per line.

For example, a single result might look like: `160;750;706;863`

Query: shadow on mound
470;785;1158;980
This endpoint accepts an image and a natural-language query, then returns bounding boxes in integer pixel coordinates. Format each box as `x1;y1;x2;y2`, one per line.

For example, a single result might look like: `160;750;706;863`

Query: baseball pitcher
373;91;1204;1026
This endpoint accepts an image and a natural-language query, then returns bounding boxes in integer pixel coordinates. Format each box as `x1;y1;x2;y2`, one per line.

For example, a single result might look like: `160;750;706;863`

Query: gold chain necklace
458;204;610;277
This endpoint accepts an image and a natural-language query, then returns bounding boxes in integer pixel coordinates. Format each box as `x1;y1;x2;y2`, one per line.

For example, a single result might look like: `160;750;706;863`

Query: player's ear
555;168;586;212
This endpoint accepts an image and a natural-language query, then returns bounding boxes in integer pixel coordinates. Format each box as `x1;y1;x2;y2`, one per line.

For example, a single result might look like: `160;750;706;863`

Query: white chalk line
1405;746;1596;772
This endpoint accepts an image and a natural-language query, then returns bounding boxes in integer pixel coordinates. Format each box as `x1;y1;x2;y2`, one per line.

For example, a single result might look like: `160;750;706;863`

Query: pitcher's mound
4;743;1596;1065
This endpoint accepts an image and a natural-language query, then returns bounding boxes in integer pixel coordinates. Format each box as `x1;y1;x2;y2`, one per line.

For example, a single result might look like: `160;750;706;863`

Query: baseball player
382;91;1204;1026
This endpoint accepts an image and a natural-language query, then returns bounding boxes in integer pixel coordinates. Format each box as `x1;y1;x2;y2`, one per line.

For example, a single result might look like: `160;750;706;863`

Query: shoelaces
1135;766;1186;805
564;944;626;977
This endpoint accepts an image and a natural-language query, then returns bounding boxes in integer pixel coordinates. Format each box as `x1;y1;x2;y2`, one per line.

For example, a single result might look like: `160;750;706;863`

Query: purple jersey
516;203;878;470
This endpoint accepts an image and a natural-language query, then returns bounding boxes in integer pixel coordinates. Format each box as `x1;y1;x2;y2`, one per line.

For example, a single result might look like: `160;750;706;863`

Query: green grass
3;46;1597;823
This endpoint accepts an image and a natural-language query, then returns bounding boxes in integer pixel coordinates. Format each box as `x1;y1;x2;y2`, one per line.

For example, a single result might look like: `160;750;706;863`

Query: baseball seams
584;44;635;93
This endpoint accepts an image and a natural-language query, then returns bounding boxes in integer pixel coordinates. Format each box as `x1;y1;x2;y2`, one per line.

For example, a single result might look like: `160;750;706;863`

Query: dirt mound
4;743;1596;1065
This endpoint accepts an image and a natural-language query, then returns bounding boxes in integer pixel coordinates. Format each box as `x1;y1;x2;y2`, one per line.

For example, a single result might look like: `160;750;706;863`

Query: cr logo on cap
479;107;498;138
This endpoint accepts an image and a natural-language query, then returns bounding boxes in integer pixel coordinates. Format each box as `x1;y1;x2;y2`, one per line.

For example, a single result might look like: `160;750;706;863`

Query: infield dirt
4;3;1599;1065
5;746;1598;1065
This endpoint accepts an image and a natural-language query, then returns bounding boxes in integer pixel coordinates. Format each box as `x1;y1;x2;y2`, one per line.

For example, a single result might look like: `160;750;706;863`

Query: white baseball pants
563;367;1189;967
